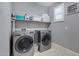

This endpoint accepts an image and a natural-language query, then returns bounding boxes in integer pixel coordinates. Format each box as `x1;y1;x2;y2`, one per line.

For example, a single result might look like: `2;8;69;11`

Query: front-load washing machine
13;29;34;56
36;30;51;52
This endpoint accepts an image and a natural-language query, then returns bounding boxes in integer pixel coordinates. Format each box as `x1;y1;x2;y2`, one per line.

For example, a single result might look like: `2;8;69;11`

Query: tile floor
34;43;79;56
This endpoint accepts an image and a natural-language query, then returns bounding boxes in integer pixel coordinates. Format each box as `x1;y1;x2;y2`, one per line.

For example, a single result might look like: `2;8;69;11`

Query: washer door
42;33;51;46
15;35;33;53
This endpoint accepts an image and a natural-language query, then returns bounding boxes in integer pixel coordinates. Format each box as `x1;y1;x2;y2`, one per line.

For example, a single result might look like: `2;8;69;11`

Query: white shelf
11;19;51;29
15;20;51;24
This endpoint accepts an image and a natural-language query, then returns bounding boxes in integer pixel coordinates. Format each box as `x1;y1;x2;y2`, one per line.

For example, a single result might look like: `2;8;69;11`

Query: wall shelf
11;19;51;29
15;20;51;24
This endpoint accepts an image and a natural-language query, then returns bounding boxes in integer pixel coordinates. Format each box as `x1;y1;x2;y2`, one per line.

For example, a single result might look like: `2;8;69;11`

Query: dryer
36;30;51;52
13;29;34;56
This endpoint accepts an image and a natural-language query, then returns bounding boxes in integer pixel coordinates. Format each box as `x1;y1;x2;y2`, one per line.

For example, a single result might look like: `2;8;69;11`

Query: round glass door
15;35;33;53
42;33;51;46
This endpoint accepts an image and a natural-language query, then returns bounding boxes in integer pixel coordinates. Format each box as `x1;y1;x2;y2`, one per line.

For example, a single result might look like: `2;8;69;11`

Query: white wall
64;2;79;53
11;2;48;16
0;2;11;56
48;2;79;53
11;2;49;29
48;2;62;42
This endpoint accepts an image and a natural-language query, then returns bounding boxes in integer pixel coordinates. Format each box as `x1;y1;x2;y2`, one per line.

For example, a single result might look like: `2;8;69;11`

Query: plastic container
16;15;25;21
33;15;42;22
41;14;50;22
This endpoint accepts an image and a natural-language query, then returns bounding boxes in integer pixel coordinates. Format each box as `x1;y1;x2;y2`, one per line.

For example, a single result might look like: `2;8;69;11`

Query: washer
35;30;51;52
13;29;34;56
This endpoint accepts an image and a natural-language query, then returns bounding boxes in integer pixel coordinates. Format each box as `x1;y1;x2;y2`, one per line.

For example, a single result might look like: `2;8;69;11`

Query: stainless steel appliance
13;29;34;56
35;30;51;52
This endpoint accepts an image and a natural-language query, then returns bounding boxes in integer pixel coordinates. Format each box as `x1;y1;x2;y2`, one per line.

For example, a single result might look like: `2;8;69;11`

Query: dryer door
15;35;33;53
42;33;51;46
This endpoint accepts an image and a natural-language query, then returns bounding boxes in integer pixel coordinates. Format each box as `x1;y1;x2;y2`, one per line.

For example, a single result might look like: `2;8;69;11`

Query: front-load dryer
37;30;51;52
13;30;34;56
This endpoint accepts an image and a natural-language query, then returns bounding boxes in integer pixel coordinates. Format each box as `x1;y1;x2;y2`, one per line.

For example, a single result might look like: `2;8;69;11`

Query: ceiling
36;2;55;7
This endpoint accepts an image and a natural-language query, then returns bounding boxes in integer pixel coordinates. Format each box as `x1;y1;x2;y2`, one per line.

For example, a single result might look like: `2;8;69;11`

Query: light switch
65;26;68;30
